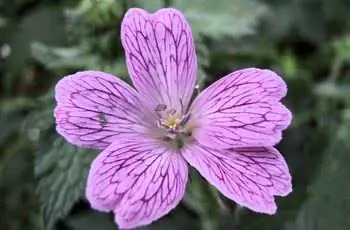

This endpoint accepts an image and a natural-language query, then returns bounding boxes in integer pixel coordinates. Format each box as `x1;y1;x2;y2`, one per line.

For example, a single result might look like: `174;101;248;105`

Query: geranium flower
54;8;292;229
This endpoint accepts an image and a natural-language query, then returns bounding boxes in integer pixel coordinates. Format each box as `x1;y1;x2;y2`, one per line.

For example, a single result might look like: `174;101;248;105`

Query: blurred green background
1;0;350;229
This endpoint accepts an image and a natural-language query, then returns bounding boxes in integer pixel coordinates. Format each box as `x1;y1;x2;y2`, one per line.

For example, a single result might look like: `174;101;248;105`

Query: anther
179;99;184;114
179;113;191;126
167;108;177;115
155;104;167;112
195;84;200;95
162;136;172;142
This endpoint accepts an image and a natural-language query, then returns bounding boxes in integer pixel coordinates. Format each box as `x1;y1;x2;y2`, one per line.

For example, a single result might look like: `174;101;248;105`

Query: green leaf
144;205;201;230
4;6;66;73
333;36;350;61
285;123;350;230
314;82;350;100
196;38;210;87
138;0;268;38
0;97;36;146
65;203;200;230
183;169;227;217
71;0;123;25
35;138;97;229
65;210;115;230
0;138;43;230
279;50;299;79
0;15;7;28
31;43;128;77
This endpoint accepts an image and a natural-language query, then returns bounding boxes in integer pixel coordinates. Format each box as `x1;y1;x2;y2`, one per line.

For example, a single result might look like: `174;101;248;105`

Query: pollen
163;115;181;129
155;104;192;146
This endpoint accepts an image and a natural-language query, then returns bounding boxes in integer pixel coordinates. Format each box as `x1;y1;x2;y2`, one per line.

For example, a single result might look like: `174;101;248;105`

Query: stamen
195;84;200;91
155;104;167;112
167;108;177;115
195;84;201;97
189;84;200;107
179;99;184;114
157;119;163;128
155;105;192;147
179;113;191;126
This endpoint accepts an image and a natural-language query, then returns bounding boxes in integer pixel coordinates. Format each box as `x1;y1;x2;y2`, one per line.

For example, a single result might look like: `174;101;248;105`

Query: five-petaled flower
54;8;292;229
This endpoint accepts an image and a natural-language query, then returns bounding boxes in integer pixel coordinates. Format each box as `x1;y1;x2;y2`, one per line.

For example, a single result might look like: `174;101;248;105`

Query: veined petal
182;143;292;214
54;71;145;150
190;68;292;149
86;137;188;229
121;8;197;111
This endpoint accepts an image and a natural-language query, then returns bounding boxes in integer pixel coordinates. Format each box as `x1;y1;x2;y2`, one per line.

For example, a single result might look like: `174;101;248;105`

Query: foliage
285;116;350;230
137;0;267;38
1;0;350;229
35;138;97;229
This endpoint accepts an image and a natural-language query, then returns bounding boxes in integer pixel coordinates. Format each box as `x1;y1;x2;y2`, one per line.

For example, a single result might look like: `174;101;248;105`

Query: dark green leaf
65;210;115;230
314;82;350;99
35;138;97;229
4;6;66;73
285;122;350;230
31;43;128;77
138;0;267;38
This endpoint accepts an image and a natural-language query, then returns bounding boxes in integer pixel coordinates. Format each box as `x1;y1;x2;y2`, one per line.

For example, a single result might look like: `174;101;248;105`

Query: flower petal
86;136;188;229
182;143;292;214
121;8;197;111
54;71;145;149
190;68;292;149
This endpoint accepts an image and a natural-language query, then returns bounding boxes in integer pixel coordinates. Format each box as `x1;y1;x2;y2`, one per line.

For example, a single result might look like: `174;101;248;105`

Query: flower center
154;104;192;148
162;114;181;130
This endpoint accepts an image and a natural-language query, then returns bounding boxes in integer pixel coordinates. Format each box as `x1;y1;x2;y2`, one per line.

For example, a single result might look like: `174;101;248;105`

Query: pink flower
54;8;292;229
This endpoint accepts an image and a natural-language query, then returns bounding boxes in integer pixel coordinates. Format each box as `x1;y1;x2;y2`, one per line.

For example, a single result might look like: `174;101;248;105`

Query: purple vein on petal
182;143;292;215
54;70;149;149
189;68;292;149
86;136;188;229
121;8;197;111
